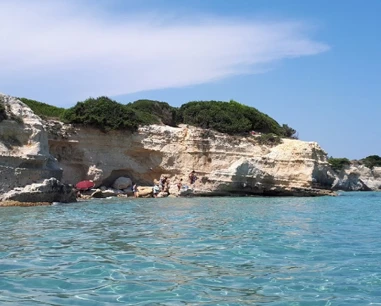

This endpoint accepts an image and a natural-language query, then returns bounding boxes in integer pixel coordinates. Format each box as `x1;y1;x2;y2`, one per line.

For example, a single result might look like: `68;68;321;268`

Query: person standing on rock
159;176;168;191
76;191;82;199
132;183;139;198
177;178;183;191
153;185;160;198
189;170;197;185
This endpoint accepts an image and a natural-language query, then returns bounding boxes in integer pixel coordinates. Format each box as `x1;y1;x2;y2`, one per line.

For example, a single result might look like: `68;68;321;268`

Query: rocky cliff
1;94;379;197
0;94;62;193
46;121;337;196
332;163;381;191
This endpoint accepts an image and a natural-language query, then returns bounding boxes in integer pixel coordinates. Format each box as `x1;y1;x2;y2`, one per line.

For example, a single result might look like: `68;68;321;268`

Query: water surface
1;193;381;305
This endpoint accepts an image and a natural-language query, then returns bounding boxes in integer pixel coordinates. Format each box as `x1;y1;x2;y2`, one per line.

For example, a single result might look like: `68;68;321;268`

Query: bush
19;98;65;119
61;96;145;132
17;95;295;138
282;124;298;138
177;100;284;135
256;133;282;146
129;99;177;126
328;157;351;172
360;155;381;169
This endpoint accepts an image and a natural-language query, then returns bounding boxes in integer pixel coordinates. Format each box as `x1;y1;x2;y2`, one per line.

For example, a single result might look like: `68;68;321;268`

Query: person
153;185;160;198
189;170;197;185
132;183;139;198
159;176;167;191
177;178;183;191
163;179;170;193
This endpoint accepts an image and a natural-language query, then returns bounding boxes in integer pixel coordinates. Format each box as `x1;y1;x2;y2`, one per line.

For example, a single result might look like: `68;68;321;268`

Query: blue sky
0;0;380;159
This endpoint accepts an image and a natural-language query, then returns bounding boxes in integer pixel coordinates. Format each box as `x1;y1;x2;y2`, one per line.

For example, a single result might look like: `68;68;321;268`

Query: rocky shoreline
0;94;380;205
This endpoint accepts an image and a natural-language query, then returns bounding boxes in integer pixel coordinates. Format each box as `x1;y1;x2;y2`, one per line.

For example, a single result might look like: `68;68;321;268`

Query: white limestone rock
332;164;381;191
48;124;338;196
0;94;62;193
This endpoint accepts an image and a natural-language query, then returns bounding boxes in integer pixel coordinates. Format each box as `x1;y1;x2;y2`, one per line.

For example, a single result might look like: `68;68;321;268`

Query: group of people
74;171;198;200
151;171;198;198
151;176;168;197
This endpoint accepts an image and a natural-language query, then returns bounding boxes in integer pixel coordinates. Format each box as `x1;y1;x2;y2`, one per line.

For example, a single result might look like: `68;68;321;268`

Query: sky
0;0;380;159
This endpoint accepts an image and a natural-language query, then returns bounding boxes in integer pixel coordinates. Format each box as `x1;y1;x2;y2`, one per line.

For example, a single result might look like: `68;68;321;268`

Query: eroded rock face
332;164;381;191
47;123;337;196
0;178;76;203
363;167;381;190
0;94;62;193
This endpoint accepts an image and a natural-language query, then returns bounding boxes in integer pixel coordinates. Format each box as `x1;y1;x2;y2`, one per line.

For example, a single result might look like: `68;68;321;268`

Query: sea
1;192;381;305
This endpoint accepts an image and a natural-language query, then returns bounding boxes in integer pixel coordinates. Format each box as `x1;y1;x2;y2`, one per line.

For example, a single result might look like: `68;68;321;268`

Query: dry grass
0;201;52;207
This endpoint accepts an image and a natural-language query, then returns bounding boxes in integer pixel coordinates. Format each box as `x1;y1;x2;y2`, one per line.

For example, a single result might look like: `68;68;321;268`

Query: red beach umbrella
75;180;95;191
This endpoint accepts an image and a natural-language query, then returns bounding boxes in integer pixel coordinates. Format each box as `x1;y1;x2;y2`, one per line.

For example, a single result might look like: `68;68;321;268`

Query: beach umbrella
75;180;95;191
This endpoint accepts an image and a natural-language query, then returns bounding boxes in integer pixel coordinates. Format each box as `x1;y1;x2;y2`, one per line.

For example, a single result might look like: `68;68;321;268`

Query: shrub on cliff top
61;96;145;132
19;97;65;119
256;133;282;146
129;99;178;126
282;124;298;139
19;95;295;136
177;100;284;135
328;157;351;172
360;155;381;169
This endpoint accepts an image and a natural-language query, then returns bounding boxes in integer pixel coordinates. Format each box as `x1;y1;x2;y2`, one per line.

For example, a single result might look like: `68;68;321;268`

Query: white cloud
0;0;329;105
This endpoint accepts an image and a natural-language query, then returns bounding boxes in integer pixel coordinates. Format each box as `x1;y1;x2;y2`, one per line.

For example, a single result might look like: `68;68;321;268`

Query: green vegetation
14;95;295;138
61;97;179;132
256;133;282;146
61;98;289;135
177;100;285;135
19;98;65;119
360;155;381;169
282;124;298;139
61;96;147;132
129;99;177;126
328;157;351;172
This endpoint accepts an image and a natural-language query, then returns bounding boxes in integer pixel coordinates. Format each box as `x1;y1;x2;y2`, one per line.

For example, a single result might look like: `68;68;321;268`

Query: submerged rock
0;178;76;203
0;201;51;207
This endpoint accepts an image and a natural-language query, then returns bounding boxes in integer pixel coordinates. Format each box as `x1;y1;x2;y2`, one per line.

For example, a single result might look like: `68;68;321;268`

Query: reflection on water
1;193;381;305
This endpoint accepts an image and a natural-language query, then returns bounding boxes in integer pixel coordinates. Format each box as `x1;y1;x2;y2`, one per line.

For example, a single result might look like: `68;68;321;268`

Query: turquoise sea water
1;193;381;305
